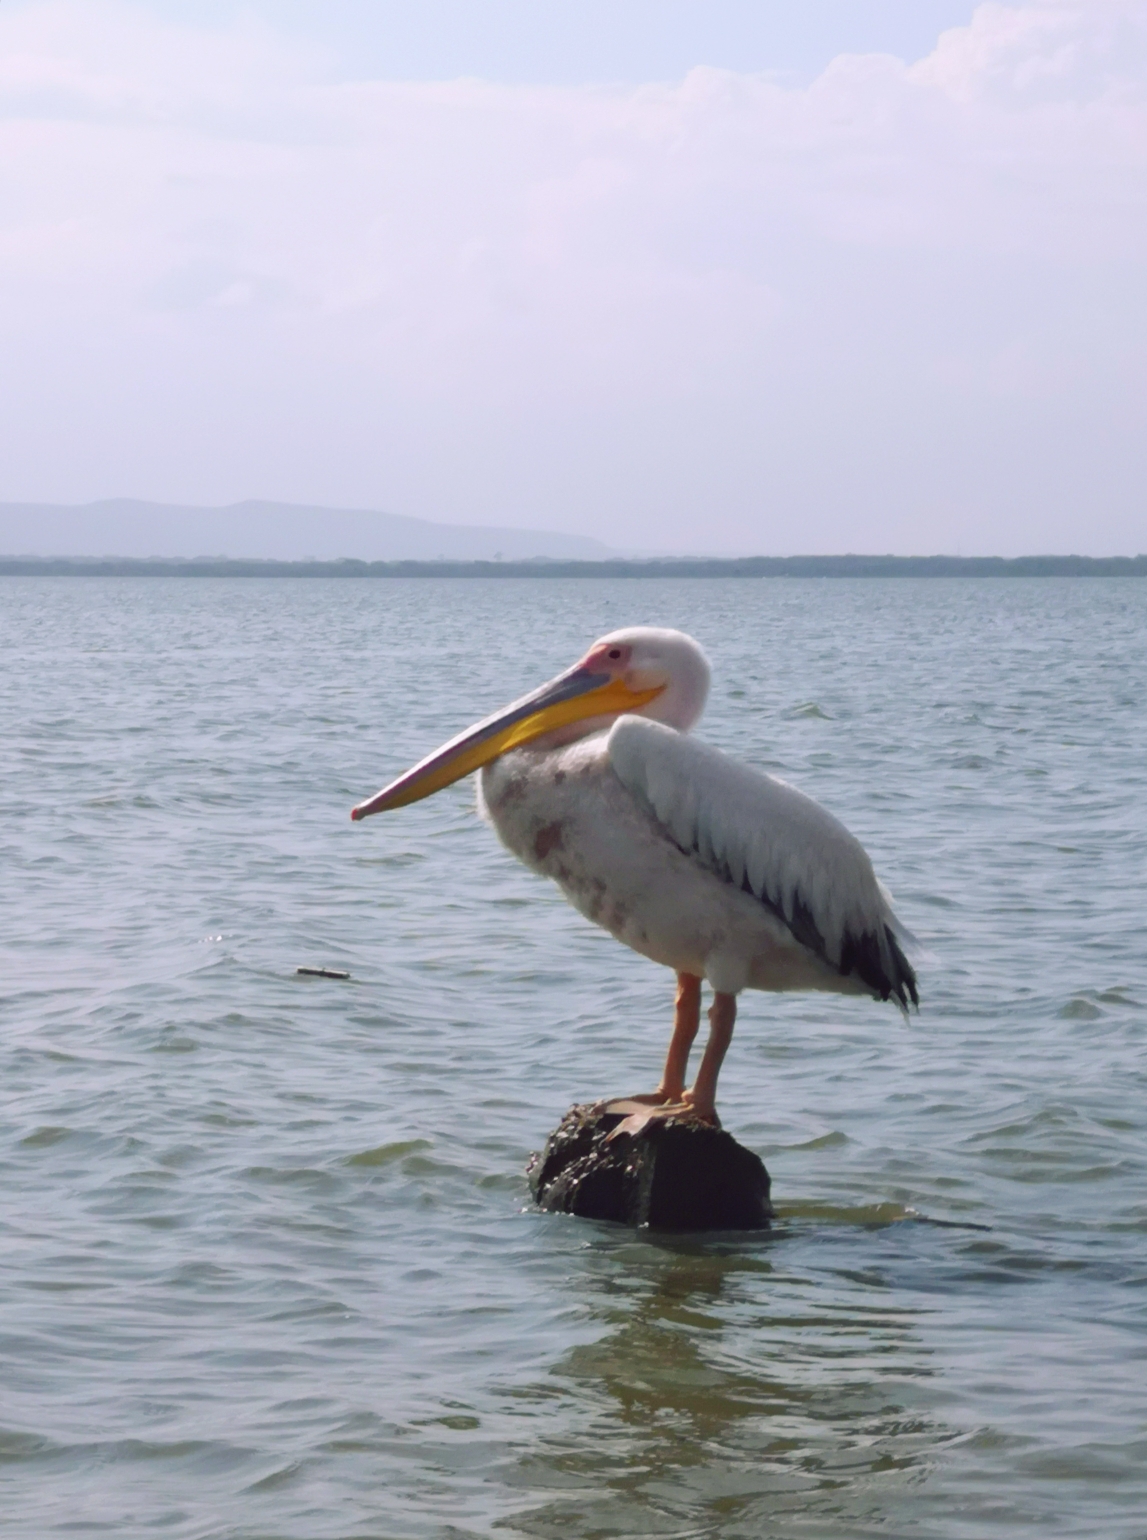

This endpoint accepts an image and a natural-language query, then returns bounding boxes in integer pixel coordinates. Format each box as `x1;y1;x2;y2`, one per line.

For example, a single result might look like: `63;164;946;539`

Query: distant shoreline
1;553;1144;578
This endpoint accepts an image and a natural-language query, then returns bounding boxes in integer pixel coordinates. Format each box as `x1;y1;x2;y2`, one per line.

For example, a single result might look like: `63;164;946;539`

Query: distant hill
0;499;621;561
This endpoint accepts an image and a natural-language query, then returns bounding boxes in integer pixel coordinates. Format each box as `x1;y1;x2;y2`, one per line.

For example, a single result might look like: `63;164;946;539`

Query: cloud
0;0;1144;553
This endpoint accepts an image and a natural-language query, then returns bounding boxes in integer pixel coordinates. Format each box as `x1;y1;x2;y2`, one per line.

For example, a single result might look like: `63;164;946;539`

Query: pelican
352;628;917;1129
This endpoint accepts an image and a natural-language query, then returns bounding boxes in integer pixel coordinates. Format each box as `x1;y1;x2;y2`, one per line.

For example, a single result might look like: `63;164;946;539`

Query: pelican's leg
608;972;702;1108
681;991;737;1124
659;972;703;1100
604;975;707;1137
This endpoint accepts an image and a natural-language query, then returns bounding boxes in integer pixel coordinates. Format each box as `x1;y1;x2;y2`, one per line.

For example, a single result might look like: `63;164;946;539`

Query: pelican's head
589;626;710;733
351;626;710;819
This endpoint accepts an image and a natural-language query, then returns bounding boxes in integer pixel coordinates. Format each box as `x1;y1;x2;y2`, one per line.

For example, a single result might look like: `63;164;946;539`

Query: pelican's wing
608;716;918;1010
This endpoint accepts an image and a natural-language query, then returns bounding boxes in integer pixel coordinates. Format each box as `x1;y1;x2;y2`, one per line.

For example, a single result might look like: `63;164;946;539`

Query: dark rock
527;1103;774;1231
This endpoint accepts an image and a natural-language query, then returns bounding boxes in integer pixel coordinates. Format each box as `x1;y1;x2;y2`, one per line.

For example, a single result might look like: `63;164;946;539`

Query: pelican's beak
351;662;663;819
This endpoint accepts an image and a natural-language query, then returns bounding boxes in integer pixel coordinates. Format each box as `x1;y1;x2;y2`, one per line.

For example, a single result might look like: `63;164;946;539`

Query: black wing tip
839;924;919;1013
887;926;920;1012
733;861;920;1013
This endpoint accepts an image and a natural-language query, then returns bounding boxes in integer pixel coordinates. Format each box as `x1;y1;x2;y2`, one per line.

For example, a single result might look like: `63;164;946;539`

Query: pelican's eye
607;648;622;660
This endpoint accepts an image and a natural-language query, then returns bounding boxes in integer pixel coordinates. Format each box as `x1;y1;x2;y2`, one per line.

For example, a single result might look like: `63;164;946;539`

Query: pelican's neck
523;714;620;752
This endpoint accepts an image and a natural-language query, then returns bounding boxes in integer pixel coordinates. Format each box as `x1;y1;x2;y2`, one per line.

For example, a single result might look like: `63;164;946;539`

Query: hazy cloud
1;0;1144;553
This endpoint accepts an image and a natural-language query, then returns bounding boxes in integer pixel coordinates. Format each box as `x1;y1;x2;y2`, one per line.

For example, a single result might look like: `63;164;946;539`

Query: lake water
2;576;1145;1540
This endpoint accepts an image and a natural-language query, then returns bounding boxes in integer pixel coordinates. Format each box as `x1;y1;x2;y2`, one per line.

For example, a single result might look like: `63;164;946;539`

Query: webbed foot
603;1098;720;1141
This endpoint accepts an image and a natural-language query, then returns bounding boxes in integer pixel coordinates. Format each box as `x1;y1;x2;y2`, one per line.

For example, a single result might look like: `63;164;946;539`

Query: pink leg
604;976;718;1139
682;991;737;1123
610;973;702;1105
656;973;703;1101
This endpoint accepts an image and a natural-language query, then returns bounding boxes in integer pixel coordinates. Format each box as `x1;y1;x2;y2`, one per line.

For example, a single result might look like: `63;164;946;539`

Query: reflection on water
502;1235;946;1539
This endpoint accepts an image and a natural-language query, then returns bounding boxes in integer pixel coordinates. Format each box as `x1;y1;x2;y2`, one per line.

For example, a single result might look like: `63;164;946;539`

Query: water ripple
1;576;1145;1539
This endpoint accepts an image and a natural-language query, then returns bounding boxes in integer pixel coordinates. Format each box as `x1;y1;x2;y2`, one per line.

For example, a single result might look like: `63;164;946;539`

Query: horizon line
2;553;1145;578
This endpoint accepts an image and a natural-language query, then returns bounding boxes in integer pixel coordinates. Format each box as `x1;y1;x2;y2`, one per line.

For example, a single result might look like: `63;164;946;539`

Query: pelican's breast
478;738;834;994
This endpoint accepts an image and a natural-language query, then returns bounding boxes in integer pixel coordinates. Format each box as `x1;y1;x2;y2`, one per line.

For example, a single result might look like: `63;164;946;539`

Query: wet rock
527;1103;774;1231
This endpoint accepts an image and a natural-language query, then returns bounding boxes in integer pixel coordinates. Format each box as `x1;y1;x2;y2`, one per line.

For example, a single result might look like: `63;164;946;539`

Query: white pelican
352;628;917;1129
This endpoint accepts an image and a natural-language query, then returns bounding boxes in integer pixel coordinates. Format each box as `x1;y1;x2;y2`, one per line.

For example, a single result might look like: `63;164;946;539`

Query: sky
1;0;1144;556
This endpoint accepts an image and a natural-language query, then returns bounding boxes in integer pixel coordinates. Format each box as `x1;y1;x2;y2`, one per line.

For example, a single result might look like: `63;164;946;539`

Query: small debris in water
296;966;351;980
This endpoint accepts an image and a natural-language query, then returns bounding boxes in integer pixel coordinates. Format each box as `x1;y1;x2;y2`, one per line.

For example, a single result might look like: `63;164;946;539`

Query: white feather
607;715;898;973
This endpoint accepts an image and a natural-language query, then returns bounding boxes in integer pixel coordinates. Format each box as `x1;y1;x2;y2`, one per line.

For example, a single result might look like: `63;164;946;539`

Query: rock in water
528;1103;774;1231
